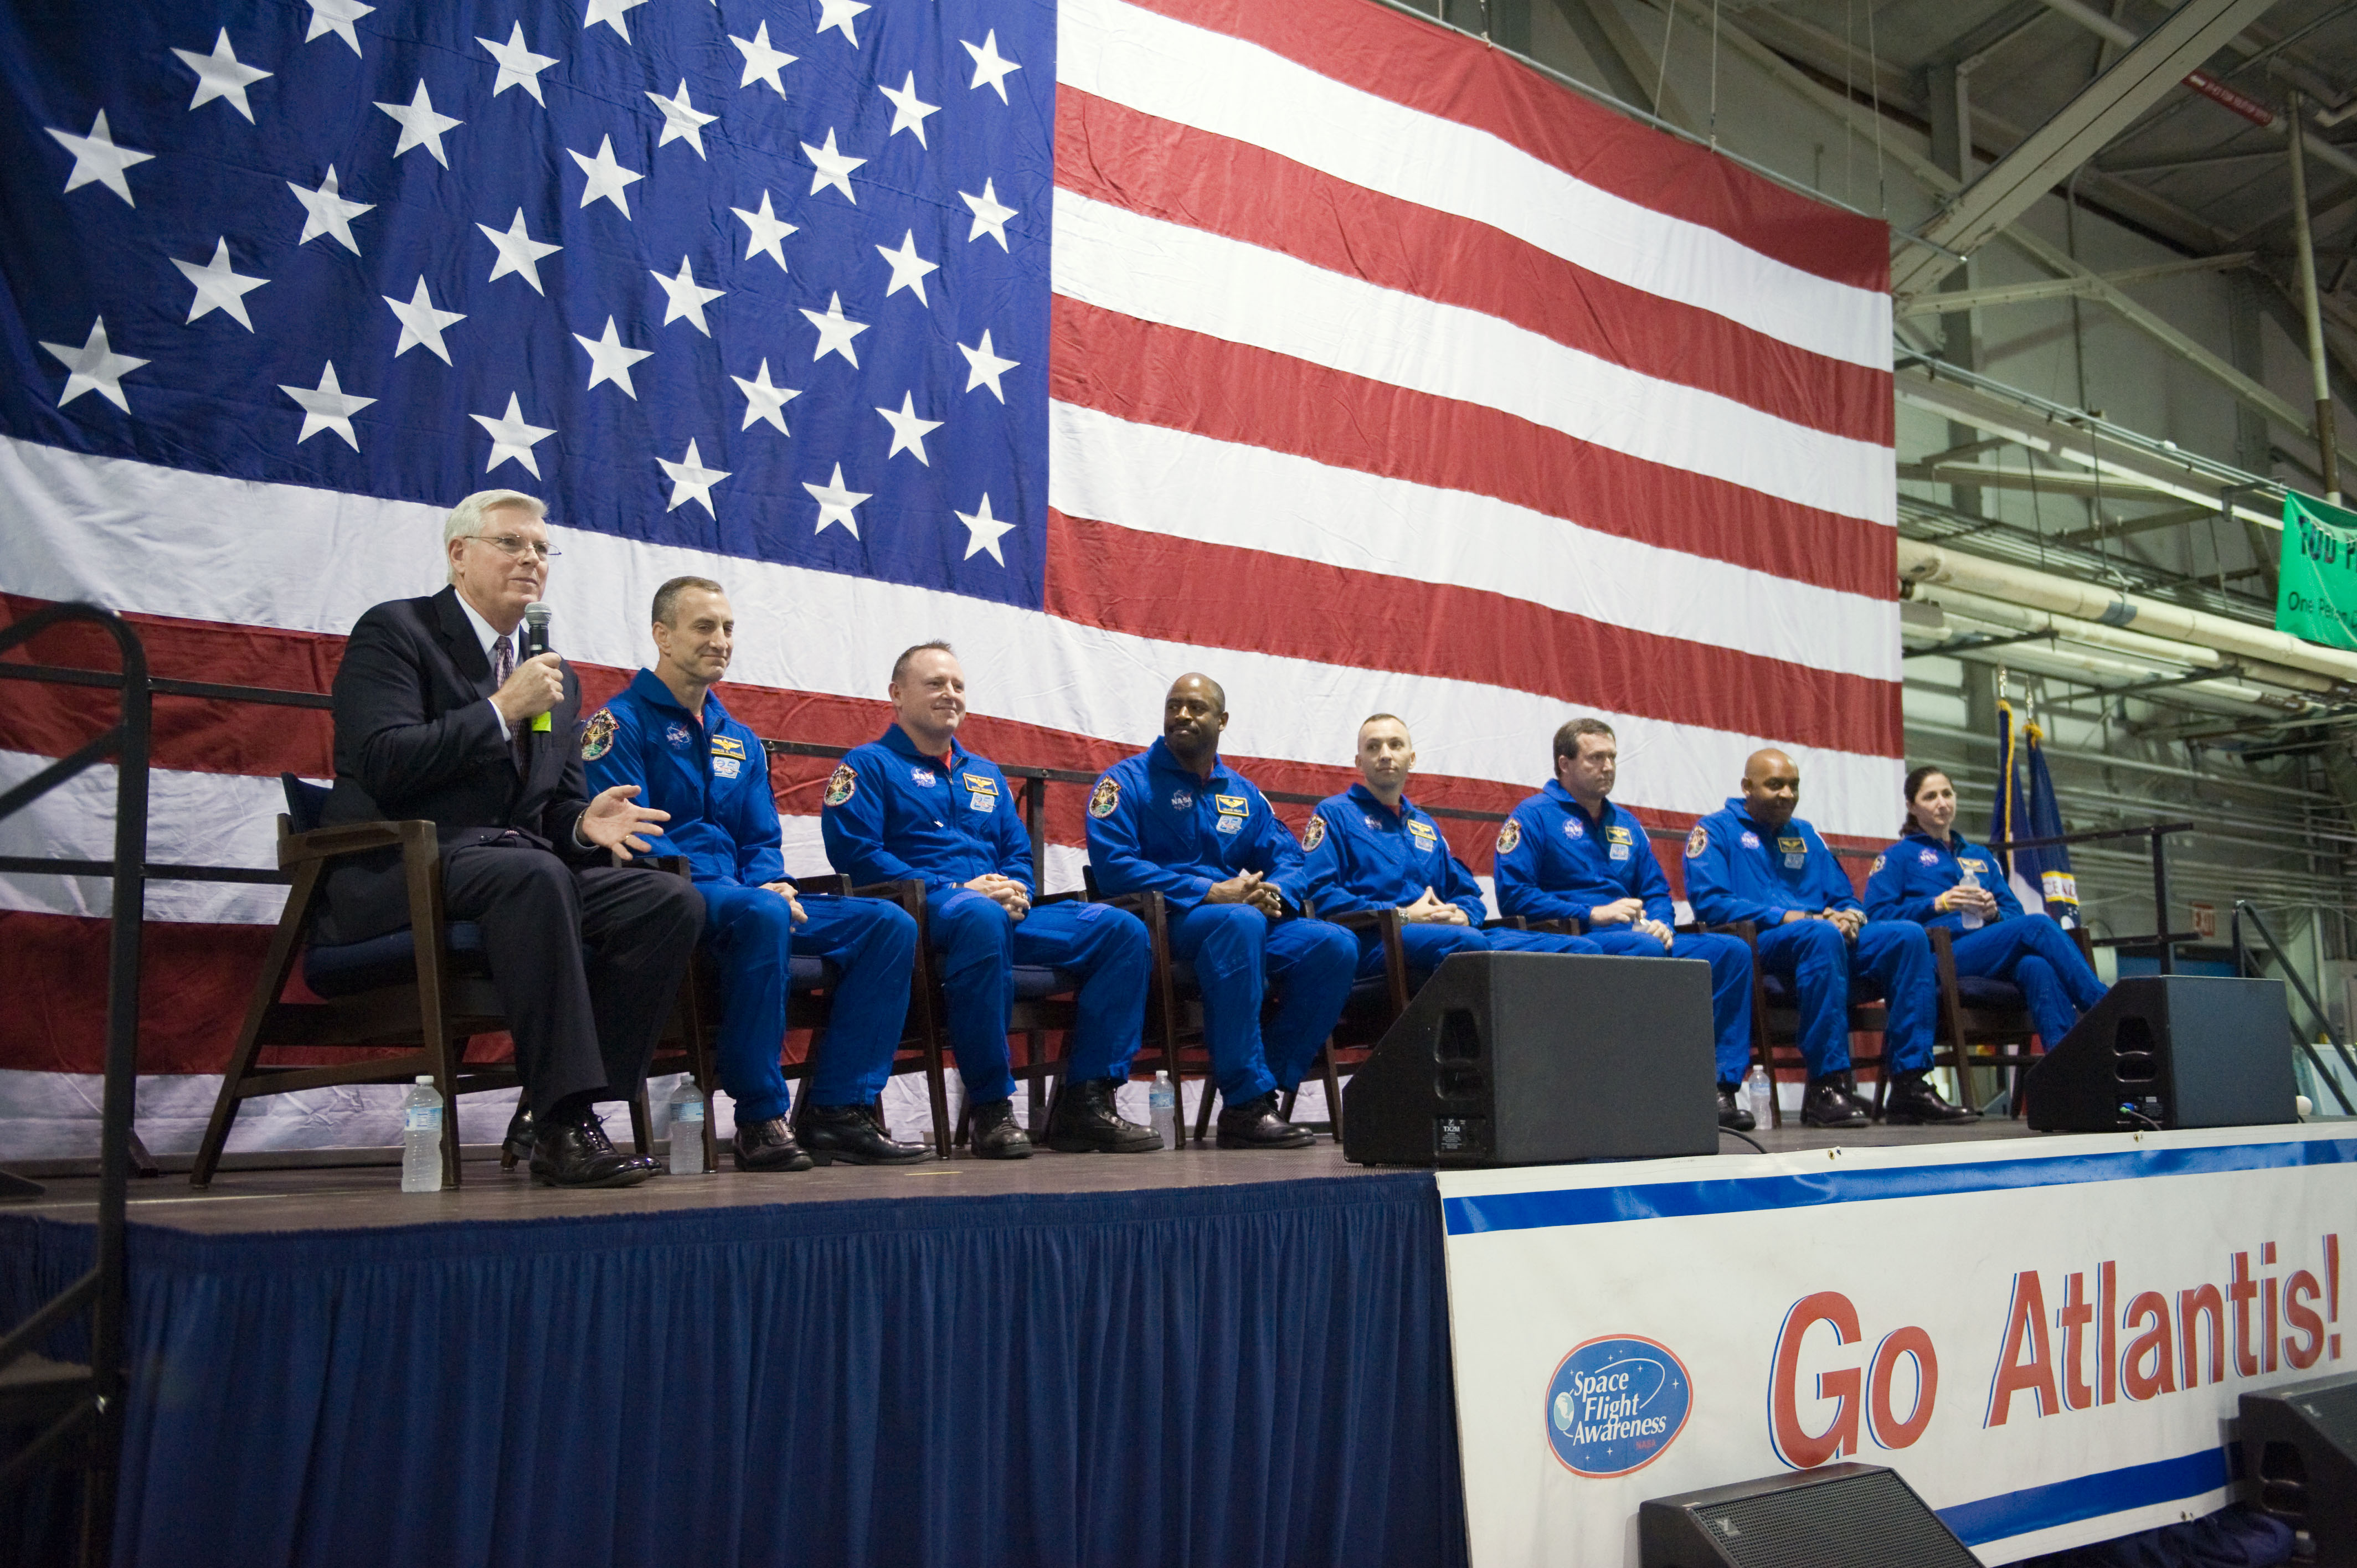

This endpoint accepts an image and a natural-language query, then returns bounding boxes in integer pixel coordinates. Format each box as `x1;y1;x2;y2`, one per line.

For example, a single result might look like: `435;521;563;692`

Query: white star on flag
40;318;148;412
651;256;725;334
172;30;272;122
375;80;461;167
173;238;269;330
956;493;1016;565
279;360;375;448
471;393;557;477
478;24;558;104
875;230;939;305
289;165;372;254
47;110;154;207
801;128;865;203
573;316;652;398
730;22;796;94
384;277;466;363
570;135;642;216
961;32;1022;102
731;191;796;271
647;80;716;158
879;71;939;145
960;179;1016;249
583;0;647;42
876;392;944;465
816;0;870;46
730;359;800;434
305;0;373;56
801;292;869;366
477;209;561;293
958;330;1019;401
805;463;870;537
658;439;730;515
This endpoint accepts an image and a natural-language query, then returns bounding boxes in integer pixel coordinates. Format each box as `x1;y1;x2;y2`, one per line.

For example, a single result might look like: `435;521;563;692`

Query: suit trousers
439;844;704;1121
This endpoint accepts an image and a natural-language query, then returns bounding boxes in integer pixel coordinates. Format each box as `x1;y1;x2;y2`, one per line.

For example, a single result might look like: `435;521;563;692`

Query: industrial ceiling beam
1892;0;2287;297
1894;251;2254;315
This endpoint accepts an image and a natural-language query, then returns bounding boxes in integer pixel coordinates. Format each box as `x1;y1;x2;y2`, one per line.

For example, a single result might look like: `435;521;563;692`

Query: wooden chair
194;777;678;1188
1926;922;2100;1116
1078;869;1240;1145
1713;920;1891;1129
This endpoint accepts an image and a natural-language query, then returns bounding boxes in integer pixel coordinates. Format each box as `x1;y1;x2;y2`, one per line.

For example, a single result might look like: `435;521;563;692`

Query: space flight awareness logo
1544;1335;1694;1477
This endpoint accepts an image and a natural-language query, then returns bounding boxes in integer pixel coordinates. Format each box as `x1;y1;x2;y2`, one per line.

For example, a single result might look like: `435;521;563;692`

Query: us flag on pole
0;0;1895;1150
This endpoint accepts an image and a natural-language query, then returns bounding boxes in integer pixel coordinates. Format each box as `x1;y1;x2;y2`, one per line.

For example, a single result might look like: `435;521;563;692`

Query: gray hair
442;489;547;581
653;575;726;627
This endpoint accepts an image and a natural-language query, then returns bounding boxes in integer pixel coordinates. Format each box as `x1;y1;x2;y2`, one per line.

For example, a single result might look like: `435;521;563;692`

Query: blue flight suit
1865;827;2107;1048
1682;797;1934;1076
1301;783;1599;976
1494;781;1754;1086
819;724;1149;1105
582;670;917;1118
1085;739;1358;1101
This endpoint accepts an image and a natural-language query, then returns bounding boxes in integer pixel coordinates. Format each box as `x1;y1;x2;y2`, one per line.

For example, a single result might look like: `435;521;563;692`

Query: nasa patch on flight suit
1871;854;1887;874
964;771;998;812
1302;815;1326;852
1214;794;1247;834
823;763;857;806
1778;836;1807;869
578;708;617;761
711;735;746;779
1089;776;1121;818
1684;823;1708;859
1406;819;1437;854
1605;825;1633;862
1495;819;1521;855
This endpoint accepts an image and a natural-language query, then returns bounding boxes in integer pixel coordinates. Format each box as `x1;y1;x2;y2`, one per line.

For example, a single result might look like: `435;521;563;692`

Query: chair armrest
1325;908;1393;934
280;819;434;869
796;873;849;897
1705;920;1761;951
1524;916;1583;936
647;855;693;877
1481;916;1527;931
852;879;929;919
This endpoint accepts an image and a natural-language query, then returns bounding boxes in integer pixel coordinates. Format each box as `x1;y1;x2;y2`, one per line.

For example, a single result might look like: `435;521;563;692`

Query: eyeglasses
461;533;561;561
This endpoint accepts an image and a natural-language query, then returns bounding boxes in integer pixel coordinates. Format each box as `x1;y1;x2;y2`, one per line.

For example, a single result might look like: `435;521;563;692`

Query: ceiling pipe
1908;581;2343;692
1897;537;2357;688
1914;610;2306;713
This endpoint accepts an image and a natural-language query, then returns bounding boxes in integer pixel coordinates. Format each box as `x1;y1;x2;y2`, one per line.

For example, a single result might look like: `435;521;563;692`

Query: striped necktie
491;635;526;775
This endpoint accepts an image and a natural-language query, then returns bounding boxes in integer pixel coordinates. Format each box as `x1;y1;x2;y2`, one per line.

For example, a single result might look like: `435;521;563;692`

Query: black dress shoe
1045;1077;1162;1153
1217;1091;1315;1149
1800;1074;1870;1128
732;1115;815;1172
1882;1069;1979;1125
529;1115;659;1188
1717;1086;1756;1133
499;1106;536;1170
802;1104;933;1166
970;1098;1033;1160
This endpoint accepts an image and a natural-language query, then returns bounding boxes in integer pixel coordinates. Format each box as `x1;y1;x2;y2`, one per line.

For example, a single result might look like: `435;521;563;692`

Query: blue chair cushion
1760;972;1886;1008
788;955;834;991
1011;964;1077;1000
305;922;488;998
282;773;329;833
1957;975;2025;1009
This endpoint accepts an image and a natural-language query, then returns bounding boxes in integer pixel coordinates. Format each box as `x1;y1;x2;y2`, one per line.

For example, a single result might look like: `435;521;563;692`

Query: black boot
1217;1091;1315;1149
1882;1069;1978;1125
969;1098;1033;1160
1716;1085;1756;1132
802;1104;933;1165
1800;1074;1869;1128
1045;1077;1162;1153
732;1115;814;1172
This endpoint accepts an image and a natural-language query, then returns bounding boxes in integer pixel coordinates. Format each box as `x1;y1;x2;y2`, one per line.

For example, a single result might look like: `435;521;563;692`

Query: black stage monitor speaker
2023;974;2294;1133
1340;951;1715;1167
1639;1462;1978;1567
2242;1369;2357;1565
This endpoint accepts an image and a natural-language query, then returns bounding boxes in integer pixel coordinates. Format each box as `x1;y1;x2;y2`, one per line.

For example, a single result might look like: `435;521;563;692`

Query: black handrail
2231;901;2357;1116
1987;822;2196;975
0;604;148;1567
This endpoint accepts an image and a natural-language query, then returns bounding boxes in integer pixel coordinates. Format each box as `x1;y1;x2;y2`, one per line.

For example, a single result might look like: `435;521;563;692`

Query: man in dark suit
322;488;704;1187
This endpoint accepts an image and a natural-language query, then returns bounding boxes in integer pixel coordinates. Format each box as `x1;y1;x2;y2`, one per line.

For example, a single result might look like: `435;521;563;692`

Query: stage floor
8;1115;2047;1235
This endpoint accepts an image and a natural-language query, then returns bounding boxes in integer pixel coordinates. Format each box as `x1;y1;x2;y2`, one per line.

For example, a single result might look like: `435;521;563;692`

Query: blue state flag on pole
1993;700;2080;924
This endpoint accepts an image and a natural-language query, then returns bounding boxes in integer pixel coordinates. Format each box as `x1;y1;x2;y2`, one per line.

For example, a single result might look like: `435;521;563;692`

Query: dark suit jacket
322;585;599;941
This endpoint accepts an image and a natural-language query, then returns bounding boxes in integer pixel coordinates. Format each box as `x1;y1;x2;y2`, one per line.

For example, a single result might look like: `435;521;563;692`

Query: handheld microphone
523;602;553;734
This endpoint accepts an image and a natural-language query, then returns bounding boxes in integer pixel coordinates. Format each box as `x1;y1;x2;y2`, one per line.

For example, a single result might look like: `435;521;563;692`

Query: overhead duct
1897;538;2357;692
1908;583;2345;696
1913;609;2307;717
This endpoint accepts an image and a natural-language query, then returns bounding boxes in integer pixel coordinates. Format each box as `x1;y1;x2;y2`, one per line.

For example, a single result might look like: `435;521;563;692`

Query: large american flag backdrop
0;0;1896;1154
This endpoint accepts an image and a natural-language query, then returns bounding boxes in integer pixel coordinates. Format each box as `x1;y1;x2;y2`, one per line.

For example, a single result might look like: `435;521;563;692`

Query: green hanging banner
2278;489;2357;651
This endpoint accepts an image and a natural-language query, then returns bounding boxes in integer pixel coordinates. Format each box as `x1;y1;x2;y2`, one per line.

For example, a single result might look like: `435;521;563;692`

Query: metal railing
0;604;150;1567
2231;901;2357;1117
1985;822;2198;973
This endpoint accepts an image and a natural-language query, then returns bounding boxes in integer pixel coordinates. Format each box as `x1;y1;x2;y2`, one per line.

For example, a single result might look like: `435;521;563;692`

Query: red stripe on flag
1049;300;1895;601
1113;0;1890;293
1043;509;1902;757
1056;87;1891;446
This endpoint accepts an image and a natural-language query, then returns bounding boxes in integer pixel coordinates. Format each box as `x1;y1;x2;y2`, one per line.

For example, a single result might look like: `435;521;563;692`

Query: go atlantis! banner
1438;1125;2352;1565
2279;489;2357;649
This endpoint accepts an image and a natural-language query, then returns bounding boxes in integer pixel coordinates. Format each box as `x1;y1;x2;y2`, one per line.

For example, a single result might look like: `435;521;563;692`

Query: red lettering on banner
1867;1328;1938;1449
2180;1285;2226;1389
2121;1292;2176;1400
1987;1271;2059;1427
2230;1252;2262;1379
1770;1292;1861;1468
2058;1272;2096;1411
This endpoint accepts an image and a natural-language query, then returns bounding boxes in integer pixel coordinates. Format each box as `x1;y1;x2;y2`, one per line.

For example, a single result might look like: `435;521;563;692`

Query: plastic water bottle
669;1079;708;1175
1149;1071;1178;1149
1955;864;1986;930
400;1075;443;1193
1745;1064;1773;1130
